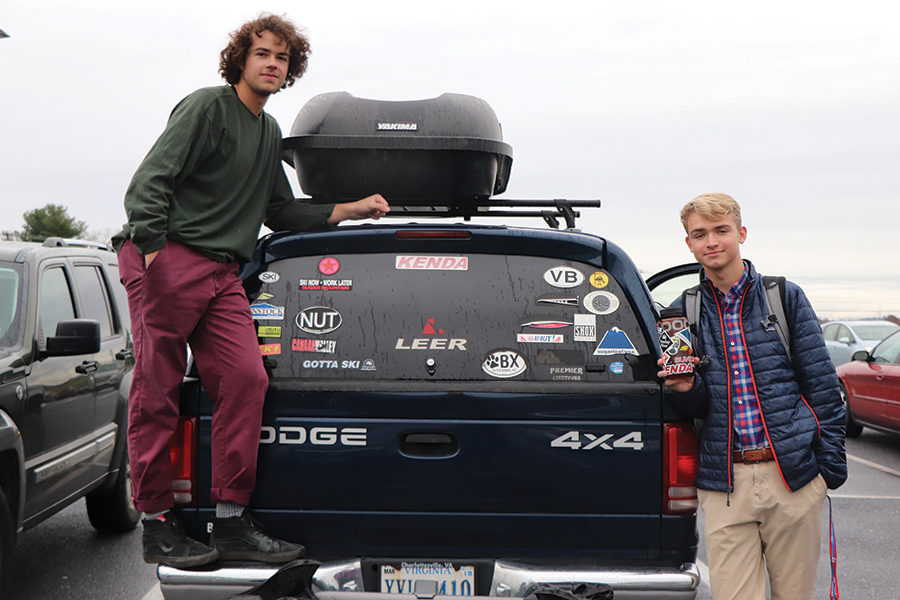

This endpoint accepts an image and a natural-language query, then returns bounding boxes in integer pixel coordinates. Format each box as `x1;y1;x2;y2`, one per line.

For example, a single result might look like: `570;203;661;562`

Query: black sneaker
210;510;305;563
142;511;219;568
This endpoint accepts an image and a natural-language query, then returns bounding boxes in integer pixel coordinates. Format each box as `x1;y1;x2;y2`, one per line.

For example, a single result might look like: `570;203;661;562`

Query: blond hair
680;193;742;233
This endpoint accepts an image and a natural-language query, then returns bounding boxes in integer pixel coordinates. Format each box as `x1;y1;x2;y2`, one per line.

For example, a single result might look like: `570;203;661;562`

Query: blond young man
659;193;846;599
114;14;389;567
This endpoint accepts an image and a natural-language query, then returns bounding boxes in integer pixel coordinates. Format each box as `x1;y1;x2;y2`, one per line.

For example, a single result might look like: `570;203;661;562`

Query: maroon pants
118;240;267;513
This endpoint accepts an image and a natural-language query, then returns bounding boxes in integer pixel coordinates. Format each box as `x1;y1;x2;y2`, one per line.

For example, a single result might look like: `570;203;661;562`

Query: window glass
853;323;899;342
253;253;650;384
73;265;114;338
837;325;852;342
822;324;837;342
872;332;900;364
0;264;25;349
39;267;76;339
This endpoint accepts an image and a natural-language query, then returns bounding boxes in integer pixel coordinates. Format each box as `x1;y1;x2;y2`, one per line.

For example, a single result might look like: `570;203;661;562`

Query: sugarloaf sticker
395;255;469;270
257;326;282;337
482;349;527;378
583;291;620;315
517;333;564;343
318;257;341;275
296;306;342;335
593;327;639;356
589;272;610;289
259;343;281;356
536;295;580;307
258;271;280;283
543;266;584;288
573;314;596;342
251;303;284;320
520;320;572;329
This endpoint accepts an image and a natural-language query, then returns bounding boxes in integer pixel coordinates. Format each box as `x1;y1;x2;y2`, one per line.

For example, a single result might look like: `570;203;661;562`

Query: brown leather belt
733;447;775;463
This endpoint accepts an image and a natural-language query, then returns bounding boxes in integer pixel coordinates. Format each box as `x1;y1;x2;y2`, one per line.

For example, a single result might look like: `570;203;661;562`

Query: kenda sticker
258;271;280;283
582;291;620;315
543;266;584;288
396;255;469;270
251;303;285;320
482;349;527;378
593;327;639;356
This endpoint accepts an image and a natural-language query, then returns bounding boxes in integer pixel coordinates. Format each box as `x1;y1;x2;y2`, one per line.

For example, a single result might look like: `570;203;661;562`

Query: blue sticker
593;327;639;356
610;361;625;375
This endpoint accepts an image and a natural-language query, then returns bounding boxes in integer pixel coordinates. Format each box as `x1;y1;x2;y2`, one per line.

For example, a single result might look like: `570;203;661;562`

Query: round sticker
589;272;609;289
609;361;625;375
583;291;620;315
318;257;341;275
482;349;527;378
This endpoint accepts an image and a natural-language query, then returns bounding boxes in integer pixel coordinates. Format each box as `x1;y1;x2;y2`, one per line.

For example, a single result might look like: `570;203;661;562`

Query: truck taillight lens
663;422;698;515
169;417;197;506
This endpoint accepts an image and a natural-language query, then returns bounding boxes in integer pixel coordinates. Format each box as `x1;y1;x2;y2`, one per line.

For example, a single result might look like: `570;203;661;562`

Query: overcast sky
2;0;898;318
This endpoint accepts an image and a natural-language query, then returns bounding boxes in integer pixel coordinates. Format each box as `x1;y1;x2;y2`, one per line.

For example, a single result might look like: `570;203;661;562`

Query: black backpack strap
762;275;792;361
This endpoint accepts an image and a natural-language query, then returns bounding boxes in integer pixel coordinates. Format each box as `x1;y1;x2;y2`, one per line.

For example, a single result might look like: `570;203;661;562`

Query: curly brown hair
218;13;311;89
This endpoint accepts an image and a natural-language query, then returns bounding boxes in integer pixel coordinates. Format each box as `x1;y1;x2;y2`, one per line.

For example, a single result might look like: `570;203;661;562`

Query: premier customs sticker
482;349;527;378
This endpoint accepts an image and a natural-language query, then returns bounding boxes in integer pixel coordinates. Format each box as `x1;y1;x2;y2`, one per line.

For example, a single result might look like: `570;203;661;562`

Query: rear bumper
158;559;699;600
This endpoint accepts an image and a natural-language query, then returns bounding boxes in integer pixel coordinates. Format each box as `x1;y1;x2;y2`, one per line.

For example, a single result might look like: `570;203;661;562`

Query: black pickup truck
159;93;701;600
0;238;138;594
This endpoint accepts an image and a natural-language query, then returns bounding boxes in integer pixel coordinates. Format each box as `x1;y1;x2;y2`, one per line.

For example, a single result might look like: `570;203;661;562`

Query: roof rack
42;237;111;250
377;197;601;229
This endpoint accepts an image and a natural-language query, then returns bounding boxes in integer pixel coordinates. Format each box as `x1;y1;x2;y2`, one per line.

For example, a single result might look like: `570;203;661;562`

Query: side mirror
45;319;101;356
837;336;853;345
850;349;871;362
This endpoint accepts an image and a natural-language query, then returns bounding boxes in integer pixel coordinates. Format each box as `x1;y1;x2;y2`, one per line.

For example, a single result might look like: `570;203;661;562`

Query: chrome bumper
158;559;699;600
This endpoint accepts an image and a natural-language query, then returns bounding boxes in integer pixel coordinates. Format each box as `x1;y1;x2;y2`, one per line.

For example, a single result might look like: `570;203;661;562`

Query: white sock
216;502;245;518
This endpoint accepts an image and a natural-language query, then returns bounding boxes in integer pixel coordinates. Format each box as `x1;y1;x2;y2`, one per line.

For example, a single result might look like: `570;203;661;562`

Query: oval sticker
482;349;527;378
543;266;585;289
258;271;280;283
583;291;620;315
296;306;343;335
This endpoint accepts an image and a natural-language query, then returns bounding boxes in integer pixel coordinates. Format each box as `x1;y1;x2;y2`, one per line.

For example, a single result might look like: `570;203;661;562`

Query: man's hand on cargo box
328;194;391;224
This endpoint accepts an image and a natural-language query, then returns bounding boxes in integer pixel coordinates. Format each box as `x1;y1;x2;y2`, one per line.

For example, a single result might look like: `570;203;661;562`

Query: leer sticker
593;327;639;356
482;349;527;378
543;266;584;288
582;291;620;315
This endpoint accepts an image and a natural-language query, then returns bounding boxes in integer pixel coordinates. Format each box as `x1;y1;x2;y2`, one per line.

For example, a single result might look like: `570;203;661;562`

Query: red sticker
318;257;340;275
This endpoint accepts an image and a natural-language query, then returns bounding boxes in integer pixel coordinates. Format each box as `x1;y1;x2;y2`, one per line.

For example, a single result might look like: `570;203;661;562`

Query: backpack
683;275;791;362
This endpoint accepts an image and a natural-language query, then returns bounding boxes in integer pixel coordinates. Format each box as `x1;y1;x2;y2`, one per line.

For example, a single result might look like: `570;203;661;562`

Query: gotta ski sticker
582;291;620;315
543;266;584;288
593;327;639;356
482;349;527;378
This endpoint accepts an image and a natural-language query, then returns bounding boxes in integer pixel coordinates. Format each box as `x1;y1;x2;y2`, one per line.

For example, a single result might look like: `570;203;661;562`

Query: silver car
823;319;899;366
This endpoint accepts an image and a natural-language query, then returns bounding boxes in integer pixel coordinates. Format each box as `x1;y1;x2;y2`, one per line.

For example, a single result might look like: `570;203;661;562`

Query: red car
837;329;900;437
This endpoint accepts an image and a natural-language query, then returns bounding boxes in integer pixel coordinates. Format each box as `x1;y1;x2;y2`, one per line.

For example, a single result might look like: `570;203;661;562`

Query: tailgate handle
399;432;459;458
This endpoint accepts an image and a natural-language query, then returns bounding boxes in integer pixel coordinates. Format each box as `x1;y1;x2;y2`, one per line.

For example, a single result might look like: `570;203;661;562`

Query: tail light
663;422;698;514
169;417;197;506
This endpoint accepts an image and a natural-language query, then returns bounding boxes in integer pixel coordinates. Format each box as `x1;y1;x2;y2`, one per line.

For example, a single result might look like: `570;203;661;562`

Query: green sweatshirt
113;86;334;263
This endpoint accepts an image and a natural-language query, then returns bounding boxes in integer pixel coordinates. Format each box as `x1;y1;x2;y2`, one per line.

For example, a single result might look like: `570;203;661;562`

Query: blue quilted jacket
674;262;847;492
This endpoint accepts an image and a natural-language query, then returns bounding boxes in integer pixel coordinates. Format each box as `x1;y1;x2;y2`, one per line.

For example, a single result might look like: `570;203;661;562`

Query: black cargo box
283;92;513;205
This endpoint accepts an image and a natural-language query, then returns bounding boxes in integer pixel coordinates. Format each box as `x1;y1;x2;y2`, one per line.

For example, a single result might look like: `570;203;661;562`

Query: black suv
0;238;138;592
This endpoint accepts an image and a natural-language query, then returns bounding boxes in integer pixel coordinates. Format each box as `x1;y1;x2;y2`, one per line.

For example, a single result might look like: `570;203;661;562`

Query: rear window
251;253;651;383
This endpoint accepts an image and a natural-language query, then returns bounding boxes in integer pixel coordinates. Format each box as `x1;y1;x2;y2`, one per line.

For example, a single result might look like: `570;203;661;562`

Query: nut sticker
296;306;343;335
582;291;620;315
482;349;527;378
543;266;584;289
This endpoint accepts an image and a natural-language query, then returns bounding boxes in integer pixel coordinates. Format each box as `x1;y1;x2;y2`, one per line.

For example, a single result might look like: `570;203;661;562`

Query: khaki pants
698;461;827;600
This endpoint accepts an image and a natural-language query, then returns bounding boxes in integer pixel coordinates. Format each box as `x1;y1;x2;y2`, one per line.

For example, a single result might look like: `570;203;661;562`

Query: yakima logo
396;256;469;270
377;122;418;131
296;306;342;335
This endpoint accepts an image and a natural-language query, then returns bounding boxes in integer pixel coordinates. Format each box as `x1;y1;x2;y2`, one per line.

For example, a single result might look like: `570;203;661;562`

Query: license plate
380;562;475;596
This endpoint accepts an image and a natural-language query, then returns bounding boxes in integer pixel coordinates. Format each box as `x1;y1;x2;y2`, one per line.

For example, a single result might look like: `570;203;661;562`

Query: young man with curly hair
113;14;389;567
659;193;846;599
